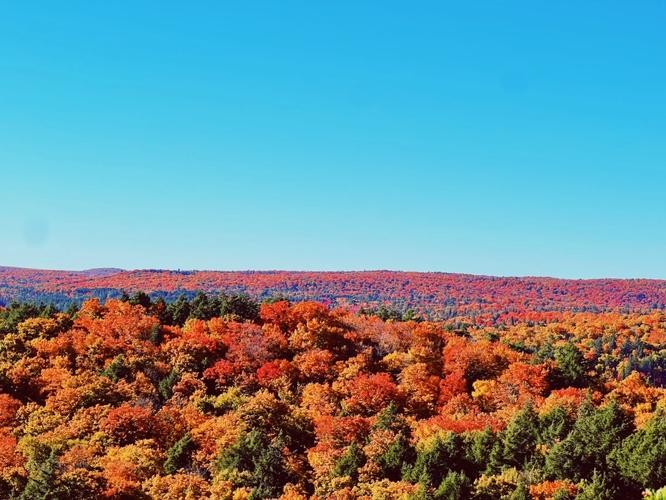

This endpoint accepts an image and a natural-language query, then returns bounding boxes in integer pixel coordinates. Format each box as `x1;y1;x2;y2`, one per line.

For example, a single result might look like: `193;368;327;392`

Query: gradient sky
1;2;665;278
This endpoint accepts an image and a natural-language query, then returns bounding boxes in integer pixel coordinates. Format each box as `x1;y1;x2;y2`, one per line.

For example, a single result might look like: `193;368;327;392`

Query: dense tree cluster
3;267;666;321
0;294;664;499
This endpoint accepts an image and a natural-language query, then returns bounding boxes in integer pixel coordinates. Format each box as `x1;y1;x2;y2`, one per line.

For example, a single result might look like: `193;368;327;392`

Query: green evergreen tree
485;440;504;474
434;471;470;499
0;302;41;333
408;433;467;488
466;427;496;475
502;402;540;468
509;482;530;500
100;354;128;382
129;291;152;309
164;434;194;474
610;409;666;490
65;301;79;318
190;292;217;320
545;399;632;482
575;470;616;500
539;406;573;445
167;295;191;326
555;342;587;387
217;430;290;499
377;432;413;481
20;442;61;500
148;323;164;345
219;293;260;322
333;442;365;481
159;369;180;401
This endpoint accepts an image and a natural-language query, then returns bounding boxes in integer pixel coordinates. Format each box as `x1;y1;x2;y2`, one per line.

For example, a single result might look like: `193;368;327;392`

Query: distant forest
2;267;666;324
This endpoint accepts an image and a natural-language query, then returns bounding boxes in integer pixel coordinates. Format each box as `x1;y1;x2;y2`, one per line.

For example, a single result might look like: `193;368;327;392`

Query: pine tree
377;432;413;481
545;399;632;482
611;409;666;490
509;482;530;500
434;471;470;499
555;342;587;387
334;442;365;481
164;434;194;474
20;443;61;500
575;470;616;499
408;433;467;488
502;402;540;468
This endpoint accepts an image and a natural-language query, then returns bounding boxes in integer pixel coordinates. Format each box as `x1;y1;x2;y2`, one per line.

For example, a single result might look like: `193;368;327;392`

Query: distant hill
1;266;665;321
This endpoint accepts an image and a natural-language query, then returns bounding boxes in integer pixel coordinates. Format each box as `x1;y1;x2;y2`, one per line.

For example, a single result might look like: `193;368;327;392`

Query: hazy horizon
2;263;665;282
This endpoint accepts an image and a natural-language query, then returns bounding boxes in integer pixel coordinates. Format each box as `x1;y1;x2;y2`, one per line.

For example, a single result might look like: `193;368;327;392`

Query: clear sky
1;2;665;278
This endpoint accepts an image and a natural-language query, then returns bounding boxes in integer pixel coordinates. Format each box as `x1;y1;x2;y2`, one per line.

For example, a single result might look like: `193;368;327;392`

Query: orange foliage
102;405;158;446
343;372;402;415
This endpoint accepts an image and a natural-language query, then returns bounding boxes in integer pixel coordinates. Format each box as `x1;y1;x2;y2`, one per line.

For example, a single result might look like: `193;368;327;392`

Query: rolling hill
1;266;665;322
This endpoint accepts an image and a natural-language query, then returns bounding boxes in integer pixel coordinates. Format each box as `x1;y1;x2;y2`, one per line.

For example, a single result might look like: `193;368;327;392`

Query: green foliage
64;302;79;317
158;369;180;401
164;434;194;474
189;292;218;320
611;409;666;490
434;471;470;499
219;293;260;322
509;481;530;500
553;488;575;500
166;295;191;326
128;291;152;309
100;354;128;382
466;428;497;475
20;442;61;500
161;292;261;324
373;402;409;433
545;399;633;482
407;433;468;488
217;430;291;499
501;402;540;468
555;342;588;387
539;406;573;445
361;304;403;321
574;470;616;500
402;309;424;322
0;302;43;333
377;433;414;481
333;442;365;481
148;324;163;345
644;486;666;500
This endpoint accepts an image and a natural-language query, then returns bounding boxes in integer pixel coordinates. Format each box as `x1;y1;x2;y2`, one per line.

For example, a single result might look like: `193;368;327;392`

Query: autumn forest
4;0;666;498
0;285;664;499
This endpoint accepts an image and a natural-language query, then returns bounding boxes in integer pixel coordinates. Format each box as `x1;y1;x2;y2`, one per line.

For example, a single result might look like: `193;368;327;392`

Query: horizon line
1;264;665;282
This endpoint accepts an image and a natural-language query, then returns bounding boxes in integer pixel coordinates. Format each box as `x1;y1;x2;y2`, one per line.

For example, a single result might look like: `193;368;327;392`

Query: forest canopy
0;293;664;499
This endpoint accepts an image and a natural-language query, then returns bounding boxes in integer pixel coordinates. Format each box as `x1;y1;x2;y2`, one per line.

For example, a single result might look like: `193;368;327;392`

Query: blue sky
1;1;665;278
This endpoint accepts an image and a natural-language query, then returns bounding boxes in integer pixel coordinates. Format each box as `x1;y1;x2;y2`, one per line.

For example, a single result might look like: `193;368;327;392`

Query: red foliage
259;300;292;329
0;429;22;469
4;267;666;321
438;369;468;406
313;415;370;448
257;359;295;386
203;359;236;386
0;394;22;428
102;405;158;445
344;372;402;415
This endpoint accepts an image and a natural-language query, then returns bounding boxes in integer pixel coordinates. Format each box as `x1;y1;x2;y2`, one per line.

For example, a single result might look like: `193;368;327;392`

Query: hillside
1;267;665;322
0;297;664;498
